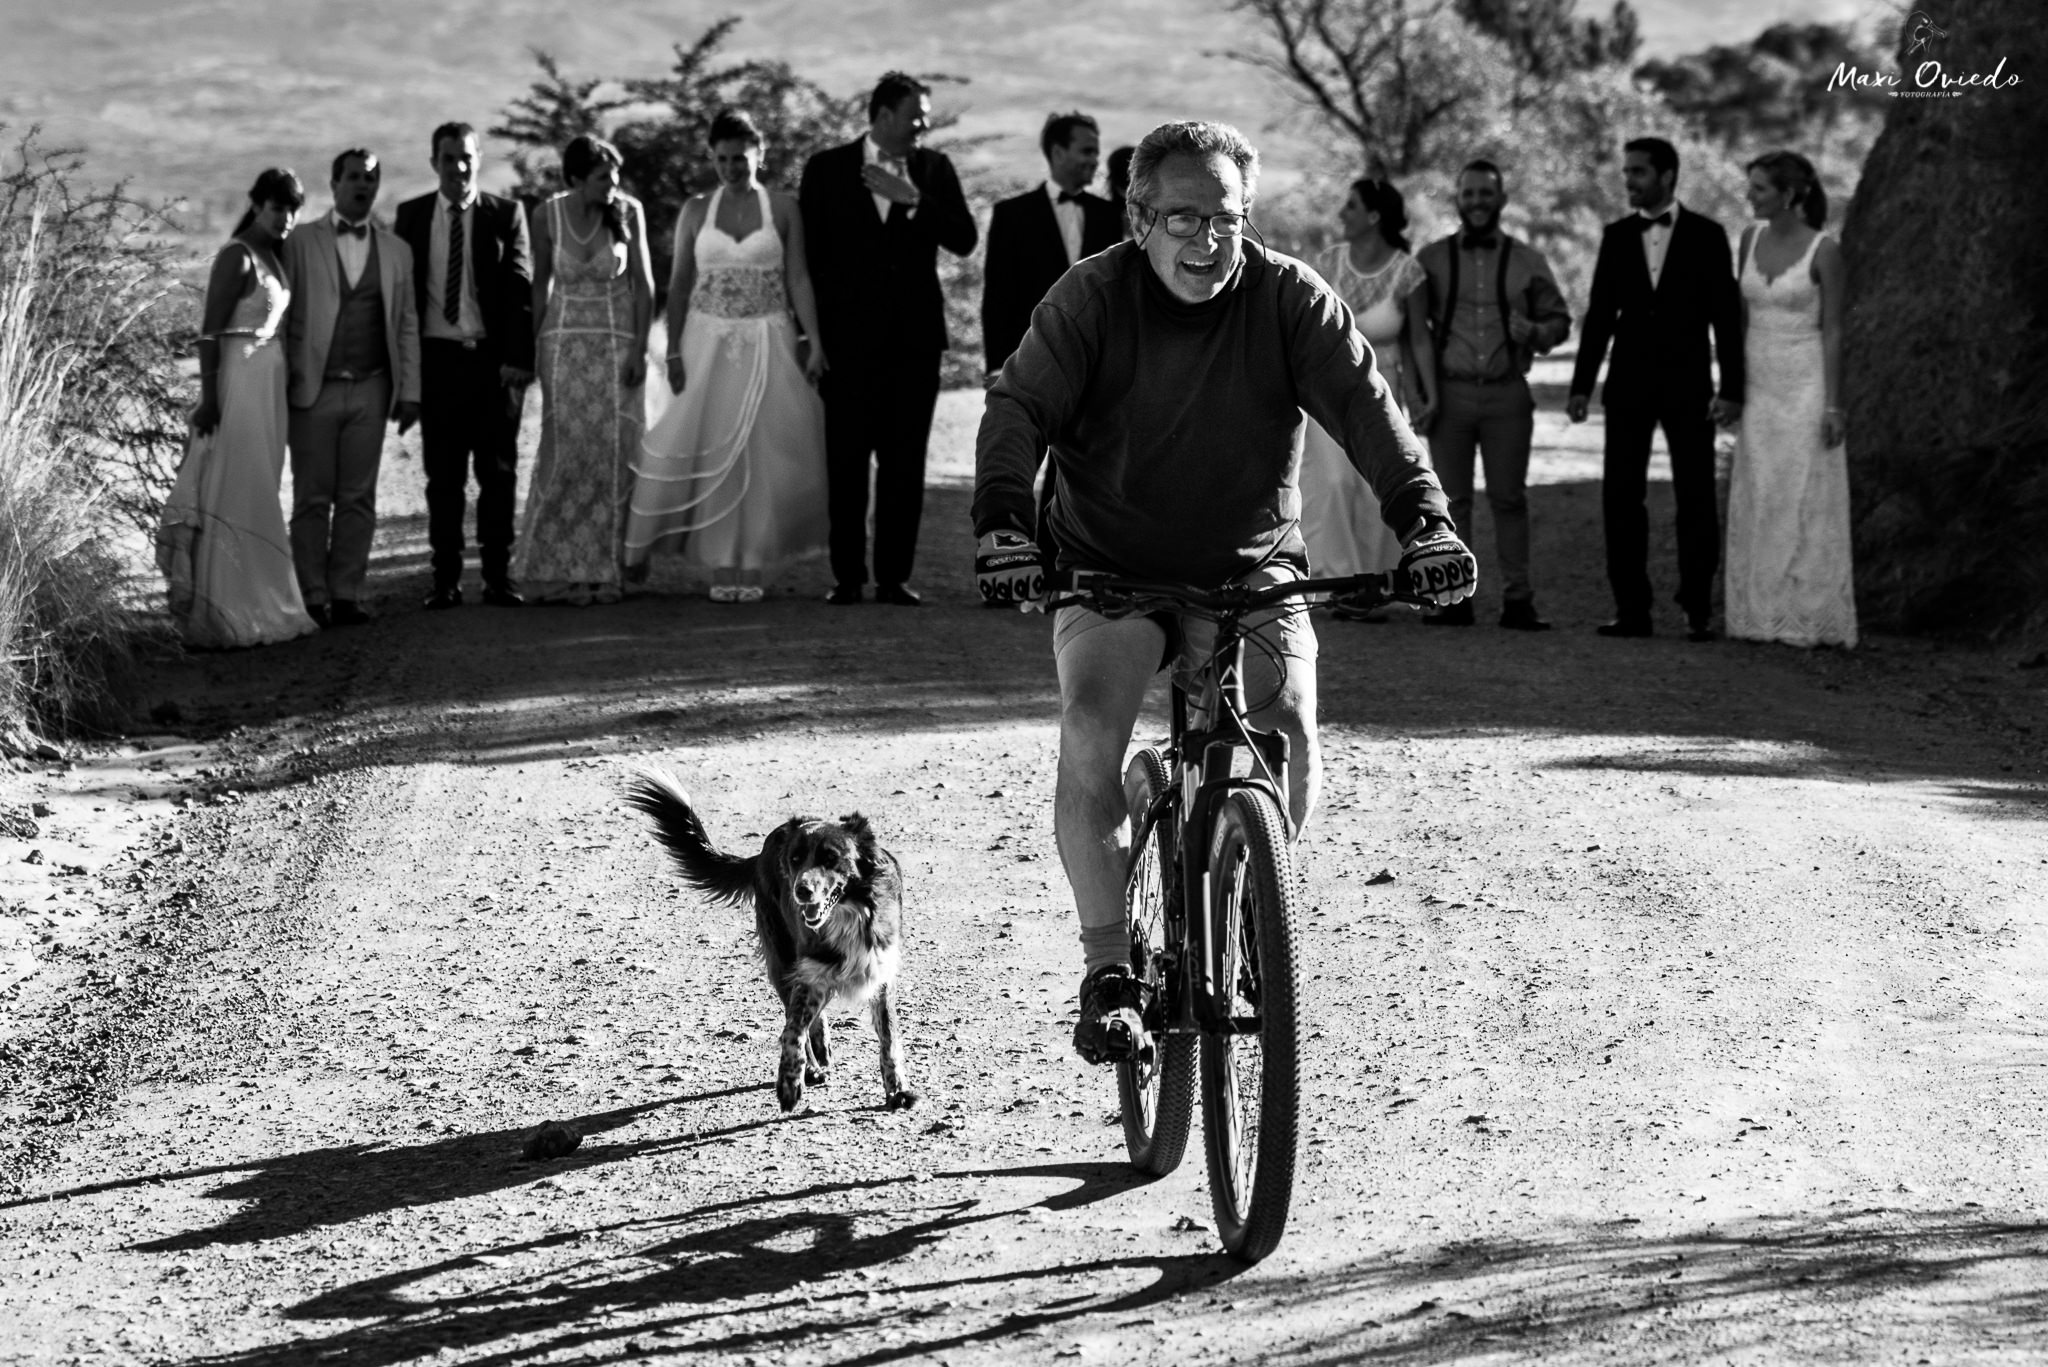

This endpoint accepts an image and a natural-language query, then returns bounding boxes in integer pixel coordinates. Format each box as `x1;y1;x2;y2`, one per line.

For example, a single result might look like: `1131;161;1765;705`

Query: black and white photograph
0;0;2042;1360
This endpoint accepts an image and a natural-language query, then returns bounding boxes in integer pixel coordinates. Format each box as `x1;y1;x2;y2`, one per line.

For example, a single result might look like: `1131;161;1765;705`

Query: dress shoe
423;585;462;611
1595;617;1653;638
482;584;524;607
1422;599;1475;627
1498;599;1551;631
825;583;863;606
328;600;372;628
306;602;331;629
875;583;922;607
1685;617;1717;643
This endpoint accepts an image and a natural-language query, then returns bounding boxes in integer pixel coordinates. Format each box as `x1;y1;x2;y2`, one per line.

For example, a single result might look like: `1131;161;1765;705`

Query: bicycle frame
1053;568;1422;1037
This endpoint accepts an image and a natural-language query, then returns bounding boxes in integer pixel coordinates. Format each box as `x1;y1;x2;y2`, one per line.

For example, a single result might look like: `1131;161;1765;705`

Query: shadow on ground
140;481;2048;804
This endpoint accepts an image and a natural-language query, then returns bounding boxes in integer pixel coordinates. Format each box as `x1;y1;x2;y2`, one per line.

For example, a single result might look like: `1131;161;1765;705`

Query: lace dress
514;194;647;604
1726;231;1857;647
625;185;827;575
1298;245;1426;576
155;244;317;648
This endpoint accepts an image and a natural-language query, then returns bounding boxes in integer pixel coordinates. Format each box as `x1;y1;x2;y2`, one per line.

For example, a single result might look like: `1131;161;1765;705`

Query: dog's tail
624;767;756;908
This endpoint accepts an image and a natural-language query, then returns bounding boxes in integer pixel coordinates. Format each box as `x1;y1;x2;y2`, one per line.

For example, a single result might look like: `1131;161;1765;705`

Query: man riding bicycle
972;120;1477;1066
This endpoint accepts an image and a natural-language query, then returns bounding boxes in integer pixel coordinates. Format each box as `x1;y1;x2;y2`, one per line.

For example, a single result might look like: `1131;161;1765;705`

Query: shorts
1051;563;1319;711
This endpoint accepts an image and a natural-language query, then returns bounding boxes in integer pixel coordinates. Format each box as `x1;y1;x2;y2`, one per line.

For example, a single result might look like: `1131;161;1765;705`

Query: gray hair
1127;121;1261;209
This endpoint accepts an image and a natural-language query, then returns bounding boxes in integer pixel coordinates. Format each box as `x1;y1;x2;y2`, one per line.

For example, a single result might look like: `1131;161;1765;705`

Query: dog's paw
885;1088;921;1111
805;1065;830;1086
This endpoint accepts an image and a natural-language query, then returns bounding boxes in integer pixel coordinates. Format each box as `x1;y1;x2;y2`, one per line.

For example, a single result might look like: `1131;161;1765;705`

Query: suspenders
1432;236;1517;371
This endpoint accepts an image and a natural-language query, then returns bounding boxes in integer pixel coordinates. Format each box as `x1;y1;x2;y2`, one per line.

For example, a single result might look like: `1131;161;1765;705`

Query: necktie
1642;211;1673;229
444;204;464;327
335;219;367;239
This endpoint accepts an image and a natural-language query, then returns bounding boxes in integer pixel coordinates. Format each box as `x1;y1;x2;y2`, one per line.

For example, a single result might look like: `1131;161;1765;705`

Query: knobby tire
1200;787;1301;1263
1117;747;1196;1175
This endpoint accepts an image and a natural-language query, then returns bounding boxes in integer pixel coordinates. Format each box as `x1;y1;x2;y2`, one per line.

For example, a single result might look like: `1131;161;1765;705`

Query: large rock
1841;1;2046;639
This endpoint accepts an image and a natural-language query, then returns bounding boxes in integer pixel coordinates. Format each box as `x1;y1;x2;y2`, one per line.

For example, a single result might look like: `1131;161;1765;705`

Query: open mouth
797;883;843;929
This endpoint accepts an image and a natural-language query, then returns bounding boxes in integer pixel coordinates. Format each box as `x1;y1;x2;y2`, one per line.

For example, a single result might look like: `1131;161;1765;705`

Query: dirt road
4;378;2047;1365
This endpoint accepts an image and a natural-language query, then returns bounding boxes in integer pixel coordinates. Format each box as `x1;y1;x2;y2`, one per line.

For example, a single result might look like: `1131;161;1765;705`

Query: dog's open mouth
797;883;843;929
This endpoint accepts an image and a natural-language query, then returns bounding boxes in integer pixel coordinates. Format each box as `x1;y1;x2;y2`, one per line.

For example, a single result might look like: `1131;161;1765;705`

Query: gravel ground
3;377;2046;1366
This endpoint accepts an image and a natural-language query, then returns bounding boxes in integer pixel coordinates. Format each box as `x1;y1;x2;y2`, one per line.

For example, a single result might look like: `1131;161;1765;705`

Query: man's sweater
974;241;1449;586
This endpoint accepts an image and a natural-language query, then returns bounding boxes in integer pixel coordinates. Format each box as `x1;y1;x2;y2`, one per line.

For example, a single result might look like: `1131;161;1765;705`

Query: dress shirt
1044;180;1084;266
424;191;485;341
332;211;371;288
864;136;916;223
1640;200;1681;290
1440;237;1513;382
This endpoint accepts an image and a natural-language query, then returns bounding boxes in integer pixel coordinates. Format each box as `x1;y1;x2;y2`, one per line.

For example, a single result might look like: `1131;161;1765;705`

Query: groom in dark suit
800;72;978;606
1569;136;1743;641
980;110;1120;381
394;121;535;609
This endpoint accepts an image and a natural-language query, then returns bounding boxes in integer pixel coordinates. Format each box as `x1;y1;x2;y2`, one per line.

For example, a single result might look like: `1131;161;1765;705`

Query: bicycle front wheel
1117;747;1196;1175
1200;787;1301;1263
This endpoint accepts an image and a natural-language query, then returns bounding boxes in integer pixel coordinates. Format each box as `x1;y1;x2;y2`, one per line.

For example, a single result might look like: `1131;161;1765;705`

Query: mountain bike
1044;567;1426;1263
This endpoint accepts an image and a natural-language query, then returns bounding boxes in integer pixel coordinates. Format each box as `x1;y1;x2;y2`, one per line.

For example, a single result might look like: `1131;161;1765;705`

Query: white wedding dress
625;185;827;574
1297;245;1425;577
1725;231;1858;648
155;246;317;648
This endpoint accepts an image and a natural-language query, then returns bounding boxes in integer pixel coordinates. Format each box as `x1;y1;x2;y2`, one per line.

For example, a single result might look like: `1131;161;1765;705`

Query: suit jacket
392;191;536;372
798;139;977;366
1570;207;1743;407
282;216;422;414
980;185;1121;374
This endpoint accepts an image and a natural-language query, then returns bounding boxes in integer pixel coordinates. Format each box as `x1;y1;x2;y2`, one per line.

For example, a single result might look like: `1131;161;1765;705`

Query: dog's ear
838;812;881;882
755;821;798;902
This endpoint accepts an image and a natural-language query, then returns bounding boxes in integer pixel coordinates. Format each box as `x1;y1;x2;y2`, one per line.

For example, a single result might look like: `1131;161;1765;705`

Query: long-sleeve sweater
973;241;1450;587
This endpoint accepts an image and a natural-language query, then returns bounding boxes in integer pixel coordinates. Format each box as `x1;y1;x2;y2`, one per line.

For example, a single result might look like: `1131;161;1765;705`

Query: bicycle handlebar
1041;568;1433;618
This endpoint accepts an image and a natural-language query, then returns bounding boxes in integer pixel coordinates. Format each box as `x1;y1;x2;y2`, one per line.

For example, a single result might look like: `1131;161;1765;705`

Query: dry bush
0;198;156;743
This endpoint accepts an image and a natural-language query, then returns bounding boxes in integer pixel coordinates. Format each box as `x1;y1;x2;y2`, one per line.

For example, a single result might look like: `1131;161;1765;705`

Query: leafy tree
491;18;865;288
1633;23;1891;145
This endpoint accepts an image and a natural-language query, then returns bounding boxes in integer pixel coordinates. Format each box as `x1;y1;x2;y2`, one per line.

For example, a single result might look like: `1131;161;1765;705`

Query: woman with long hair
513;133;655;606
156;167;318;647
1725;150;1856;647
625;108;829;601
1298;175;1433;619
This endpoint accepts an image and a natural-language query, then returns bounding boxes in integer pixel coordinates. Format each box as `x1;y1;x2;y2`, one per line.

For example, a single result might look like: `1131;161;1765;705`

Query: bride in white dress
625;109;829;601
1296;178;1431;620
1725;150;1857;648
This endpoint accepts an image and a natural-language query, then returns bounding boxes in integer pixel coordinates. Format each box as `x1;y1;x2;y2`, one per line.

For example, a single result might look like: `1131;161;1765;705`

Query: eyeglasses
1145;209;1249;239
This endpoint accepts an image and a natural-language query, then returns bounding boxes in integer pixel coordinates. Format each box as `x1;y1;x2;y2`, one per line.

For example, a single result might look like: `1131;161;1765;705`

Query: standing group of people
157;81;1854;655
158;73;982;646
1293;138;1855;648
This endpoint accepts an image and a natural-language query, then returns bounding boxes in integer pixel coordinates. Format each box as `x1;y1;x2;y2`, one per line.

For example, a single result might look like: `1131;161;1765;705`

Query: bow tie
1462;231;1500;251
1056;189;1083;204
1640;211;1673;230
334;220;368;239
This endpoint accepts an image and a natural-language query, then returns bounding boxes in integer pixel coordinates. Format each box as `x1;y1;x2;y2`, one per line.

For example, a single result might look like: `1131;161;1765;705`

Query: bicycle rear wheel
1200;787;1301;1262
1117;747;1196;1175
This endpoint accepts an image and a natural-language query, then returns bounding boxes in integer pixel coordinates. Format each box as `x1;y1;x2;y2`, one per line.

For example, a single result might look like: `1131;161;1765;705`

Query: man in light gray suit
283;148;422;627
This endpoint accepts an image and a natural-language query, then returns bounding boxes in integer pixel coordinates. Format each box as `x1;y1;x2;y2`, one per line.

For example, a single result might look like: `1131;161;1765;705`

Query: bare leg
1053;615;1166;973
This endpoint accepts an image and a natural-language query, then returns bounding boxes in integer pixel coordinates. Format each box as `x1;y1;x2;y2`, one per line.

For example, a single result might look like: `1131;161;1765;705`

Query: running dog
625;769;918;1113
